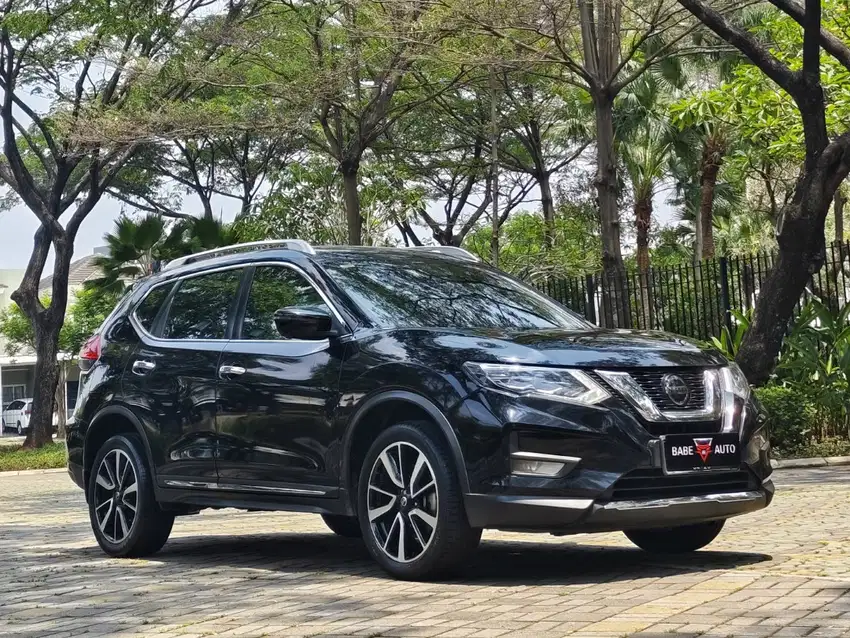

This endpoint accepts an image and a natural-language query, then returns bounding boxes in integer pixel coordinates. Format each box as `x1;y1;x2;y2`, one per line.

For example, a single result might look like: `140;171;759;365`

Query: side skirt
154;483;352;517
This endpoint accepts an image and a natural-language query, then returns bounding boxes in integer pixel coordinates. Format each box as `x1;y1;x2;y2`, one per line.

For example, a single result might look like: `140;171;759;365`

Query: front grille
642;420;722;436
628;369;706;410
609;468;753;501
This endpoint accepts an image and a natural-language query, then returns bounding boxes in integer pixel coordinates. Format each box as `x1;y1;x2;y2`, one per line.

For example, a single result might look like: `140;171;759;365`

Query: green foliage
464;201;601;281
0;442;66;471
711;309;752;359
87;214;238;296
776;298;850;439
232;159;423;246
0;288;120;357
753;385;815;454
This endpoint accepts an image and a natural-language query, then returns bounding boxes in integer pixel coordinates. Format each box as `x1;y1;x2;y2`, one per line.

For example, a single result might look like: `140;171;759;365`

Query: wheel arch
341;390;470;513
83;405;155;492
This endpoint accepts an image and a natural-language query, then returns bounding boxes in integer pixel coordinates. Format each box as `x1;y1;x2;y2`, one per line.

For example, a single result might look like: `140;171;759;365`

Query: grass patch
0;442;66;472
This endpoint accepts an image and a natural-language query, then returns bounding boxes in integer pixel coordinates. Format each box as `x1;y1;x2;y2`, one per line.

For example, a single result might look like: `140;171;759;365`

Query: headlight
721;363;751;433
463;363;610;406
721;363;750;400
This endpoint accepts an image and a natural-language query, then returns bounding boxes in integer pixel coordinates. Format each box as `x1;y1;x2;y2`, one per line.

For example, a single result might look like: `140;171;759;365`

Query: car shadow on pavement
103;532;772;585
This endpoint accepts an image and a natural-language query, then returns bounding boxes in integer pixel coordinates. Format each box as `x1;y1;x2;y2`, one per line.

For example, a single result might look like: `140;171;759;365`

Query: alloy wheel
367;441;439;564
93;449;139;544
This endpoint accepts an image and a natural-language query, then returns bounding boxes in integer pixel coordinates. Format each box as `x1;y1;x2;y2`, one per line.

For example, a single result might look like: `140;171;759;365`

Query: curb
772;455;850;470
0;467;66;476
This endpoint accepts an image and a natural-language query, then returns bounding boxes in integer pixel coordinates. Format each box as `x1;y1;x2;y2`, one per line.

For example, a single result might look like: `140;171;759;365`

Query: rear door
123;267;244;486
215;263;346;495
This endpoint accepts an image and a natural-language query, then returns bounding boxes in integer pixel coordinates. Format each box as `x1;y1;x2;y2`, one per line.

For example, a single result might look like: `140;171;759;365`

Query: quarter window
240;266;329;340
162;269;243;340
134;284;173;334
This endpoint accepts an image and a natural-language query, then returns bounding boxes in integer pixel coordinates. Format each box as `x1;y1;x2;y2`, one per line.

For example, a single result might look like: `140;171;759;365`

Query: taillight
79;334;101;372
25;405;31;415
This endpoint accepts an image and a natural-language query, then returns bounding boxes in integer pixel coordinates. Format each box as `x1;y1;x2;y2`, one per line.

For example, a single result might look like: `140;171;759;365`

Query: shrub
754;384;815;455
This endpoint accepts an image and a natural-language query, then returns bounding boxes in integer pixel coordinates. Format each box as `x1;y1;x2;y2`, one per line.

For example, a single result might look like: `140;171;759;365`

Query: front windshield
321;252;590;331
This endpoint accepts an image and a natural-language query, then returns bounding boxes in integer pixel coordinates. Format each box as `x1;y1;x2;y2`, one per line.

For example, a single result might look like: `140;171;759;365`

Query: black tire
625;519;725;554
357;421;481;580
322;514;362;538
16;422;22;436
88;434;174;558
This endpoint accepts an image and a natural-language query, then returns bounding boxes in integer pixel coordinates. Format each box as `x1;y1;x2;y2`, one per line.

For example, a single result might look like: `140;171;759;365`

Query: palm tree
86;215;238;295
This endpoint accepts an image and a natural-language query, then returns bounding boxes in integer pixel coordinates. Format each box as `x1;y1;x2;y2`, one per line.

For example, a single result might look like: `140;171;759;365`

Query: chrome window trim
130;261;347;345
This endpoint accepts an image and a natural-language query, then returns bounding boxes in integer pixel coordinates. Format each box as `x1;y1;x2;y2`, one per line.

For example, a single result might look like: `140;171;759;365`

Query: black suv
67;240;773;579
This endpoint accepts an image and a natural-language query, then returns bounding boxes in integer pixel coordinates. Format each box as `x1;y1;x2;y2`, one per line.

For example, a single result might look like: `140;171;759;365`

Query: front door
216;264;345;496
123;267;244;486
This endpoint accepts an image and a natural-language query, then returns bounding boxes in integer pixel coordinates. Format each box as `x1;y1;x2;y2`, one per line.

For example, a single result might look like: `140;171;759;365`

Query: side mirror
273;306;337;340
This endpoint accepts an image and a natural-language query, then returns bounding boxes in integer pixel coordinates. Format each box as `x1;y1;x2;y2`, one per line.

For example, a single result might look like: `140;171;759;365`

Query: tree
240;0;456;246
108;133;292;221
233;157;423;245
85;214;238;297
0;288;119;437
677;0;850;383
0;0;250;446
474;0;698;325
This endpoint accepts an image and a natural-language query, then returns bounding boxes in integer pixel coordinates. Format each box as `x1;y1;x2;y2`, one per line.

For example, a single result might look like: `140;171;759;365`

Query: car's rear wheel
321;514;362;538
357;422;481;580
16;422;22;436
624;519;725;553
88;434;174;557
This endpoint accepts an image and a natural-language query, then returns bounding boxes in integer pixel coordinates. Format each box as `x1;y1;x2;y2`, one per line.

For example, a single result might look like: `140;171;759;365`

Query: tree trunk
593;92;628;327
340;160;362;246
736;143;850;384
835;187;845;242
698;137;724;260
635;195;652;273
540;170;556;247
489;68;500;267
25;325;61;447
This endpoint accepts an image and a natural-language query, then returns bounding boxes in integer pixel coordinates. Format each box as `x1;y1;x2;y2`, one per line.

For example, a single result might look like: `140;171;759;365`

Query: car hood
426;327;727;369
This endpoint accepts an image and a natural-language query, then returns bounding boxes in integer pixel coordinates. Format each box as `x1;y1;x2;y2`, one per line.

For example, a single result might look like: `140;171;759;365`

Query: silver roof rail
405;245;480;262
163;240;315;271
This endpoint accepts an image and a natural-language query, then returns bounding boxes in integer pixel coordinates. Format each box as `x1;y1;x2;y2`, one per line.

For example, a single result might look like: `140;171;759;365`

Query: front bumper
465;477;774;532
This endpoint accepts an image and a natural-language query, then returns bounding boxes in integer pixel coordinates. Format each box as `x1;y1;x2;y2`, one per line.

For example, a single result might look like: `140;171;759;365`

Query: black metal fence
535;241;850;342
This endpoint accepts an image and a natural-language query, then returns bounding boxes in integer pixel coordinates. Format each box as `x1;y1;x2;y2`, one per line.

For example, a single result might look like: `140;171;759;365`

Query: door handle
218;365;246;379
132;359;156;376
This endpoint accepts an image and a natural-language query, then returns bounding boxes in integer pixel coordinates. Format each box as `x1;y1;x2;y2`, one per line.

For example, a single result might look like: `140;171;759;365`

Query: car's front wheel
625;519;725;553
88;434;174;558
321;514;362;538
358;422;481;580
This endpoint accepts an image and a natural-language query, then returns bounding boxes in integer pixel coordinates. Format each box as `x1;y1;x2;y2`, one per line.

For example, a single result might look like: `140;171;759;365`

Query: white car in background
2;399;32;435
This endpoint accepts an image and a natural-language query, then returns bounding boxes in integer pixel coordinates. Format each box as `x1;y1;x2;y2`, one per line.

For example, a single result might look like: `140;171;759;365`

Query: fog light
509;451;579;477
511;458;566;476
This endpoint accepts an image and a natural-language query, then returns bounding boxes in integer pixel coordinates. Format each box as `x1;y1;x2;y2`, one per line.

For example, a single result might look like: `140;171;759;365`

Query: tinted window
162;269;243;340
240;266;329;340
135;284;173;334
322;253;588;330
6;401;22;410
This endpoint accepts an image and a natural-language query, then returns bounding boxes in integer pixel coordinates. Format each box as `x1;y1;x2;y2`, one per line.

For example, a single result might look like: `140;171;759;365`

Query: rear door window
162;269;244;340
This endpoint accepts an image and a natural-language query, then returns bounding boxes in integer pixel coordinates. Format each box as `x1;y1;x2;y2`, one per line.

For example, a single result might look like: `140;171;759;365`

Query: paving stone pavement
0;468;848;638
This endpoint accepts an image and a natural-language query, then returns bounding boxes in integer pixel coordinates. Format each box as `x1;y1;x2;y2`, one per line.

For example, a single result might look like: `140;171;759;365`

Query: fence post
585;273;597;324
719;256;733;336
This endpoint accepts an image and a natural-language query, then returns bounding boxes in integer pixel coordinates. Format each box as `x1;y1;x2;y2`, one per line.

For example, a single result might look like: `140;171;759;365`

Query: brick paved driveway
1;468;849;638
